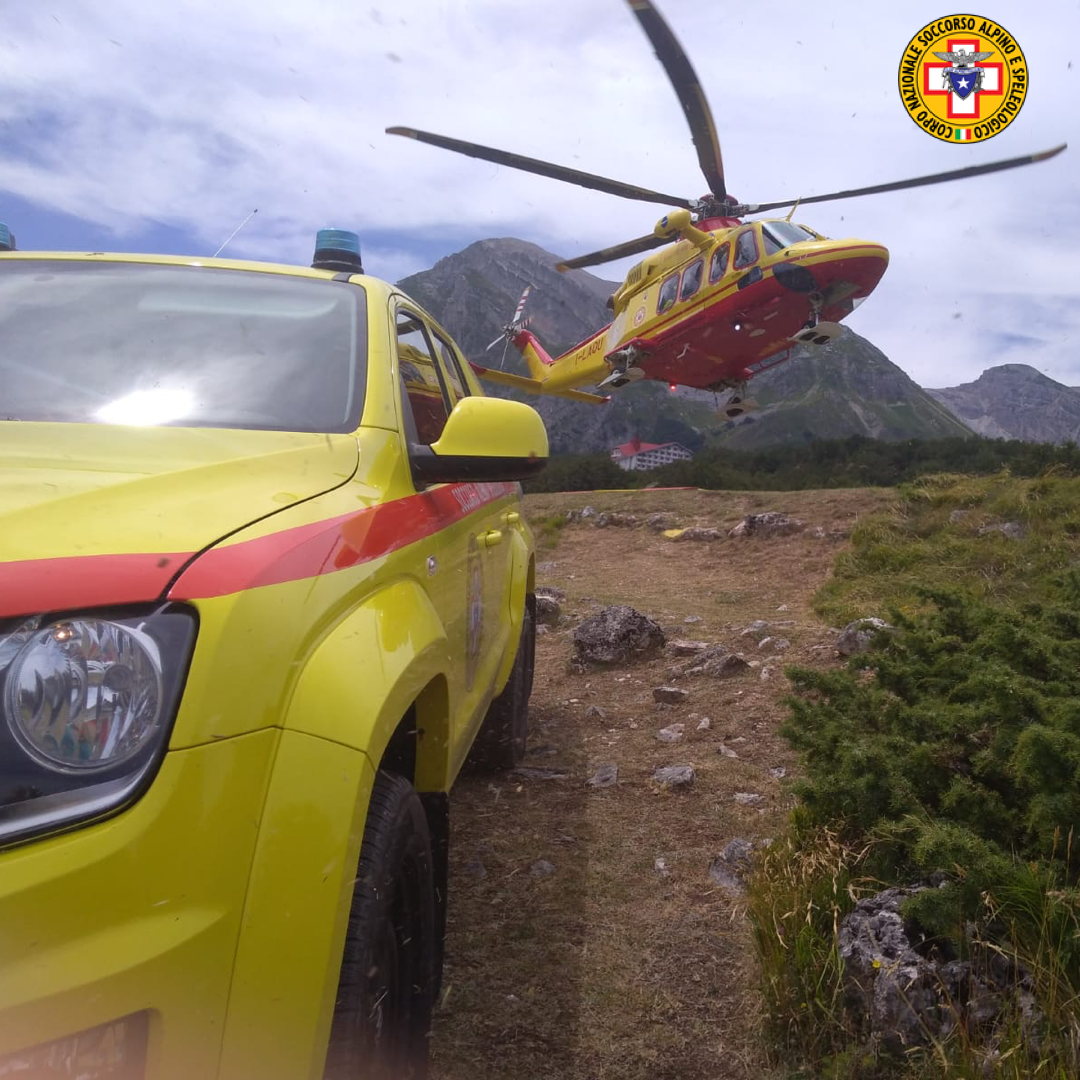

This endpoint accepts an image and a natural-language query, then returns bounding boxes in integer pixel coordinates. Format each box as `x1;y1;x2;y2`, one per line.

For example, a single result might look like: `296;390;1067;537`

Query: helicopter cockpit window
709;243;729;284
679;259;703;301
733;229;758;270
395;311;451;446
657;273;679;314
762;221;816;252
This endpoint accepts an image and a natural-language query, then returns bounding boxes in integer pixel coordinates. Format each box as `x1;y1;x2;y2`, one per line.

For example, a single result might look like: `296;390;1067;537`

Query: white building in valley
611;437;694;471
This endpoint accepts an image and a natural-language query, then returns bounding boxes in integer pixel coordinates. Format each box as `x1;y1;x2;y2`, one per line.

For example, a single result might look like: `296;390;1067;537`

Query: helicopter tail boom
469;361;609;404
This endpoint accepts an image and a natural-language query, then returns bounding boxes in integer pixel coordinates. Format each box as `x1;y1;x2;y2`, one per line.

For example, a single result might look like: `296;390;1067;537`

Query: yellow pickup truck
0;227;547;1079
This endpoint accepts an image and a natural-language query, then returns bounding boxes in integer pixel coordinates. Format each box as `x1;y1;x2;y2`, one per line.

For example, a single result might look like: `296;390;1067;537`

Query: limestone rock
977;521;1025;540
672;526;724;542
652;765;695;789
535;593;562;626
728;512;805;538
836;617;895;657
707;837;755;892
586;764;619;789
572;605;666;667
652;685;689;704
656;723;685;743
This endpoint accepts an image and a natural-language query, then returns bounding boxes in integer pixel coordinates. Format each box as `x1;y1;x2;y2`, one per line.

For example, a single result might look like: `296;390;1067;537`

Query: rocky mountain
926;365;1080;444
397;238;969;453
715;329;971;450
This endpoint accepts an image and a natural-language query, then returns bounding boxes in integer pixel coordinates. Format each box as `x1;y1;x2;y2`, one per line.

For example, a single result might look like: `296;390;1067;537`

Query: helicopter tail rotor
486;285;534;368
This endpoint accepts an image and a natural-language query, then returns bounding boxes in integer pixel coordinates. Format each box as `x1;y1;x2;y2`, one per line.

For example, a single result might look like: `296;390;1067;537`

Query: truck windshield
0;261;366;433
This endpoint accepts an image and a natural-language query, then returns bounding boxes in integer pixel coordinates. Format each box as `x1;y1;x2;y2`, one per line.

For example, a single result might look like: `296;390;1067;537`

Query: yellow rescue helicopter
389;0;1065;415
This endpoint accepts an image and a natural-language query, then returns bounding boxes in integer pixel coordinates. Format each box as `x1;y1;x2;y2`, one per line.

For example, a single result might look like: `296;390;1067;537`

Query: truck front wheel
323;771;435;1080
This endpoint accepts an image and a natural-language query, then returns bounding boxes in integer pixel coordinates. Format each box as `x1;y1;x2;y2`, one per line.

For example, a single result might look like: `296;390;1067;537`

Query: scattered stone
948;509;968;524
759;666;773;681
696;717;712;731
776;604;789;612
733;791;765;806
573;605;666;667
529;858;557;879
586;763;619;789
839;887;1040;1053
463;858;487;879
580;506;597;518
684;615;702;624
512;766;568;781
978;521;1026;540
535;584;566;601
537;625;550;637
535;593;562;626
671;526;724;542
537;560;558;572
656;722;685;743
645;513;678;532
740;620;772;636
685;650;751;679
525;744;558;757
768;766;787;779
728;512;805;538
718;743;739;759
654;856;672;878
652;685;689;704
652;764;695;789
836;617;895;657
596;511;639;528
669;640;710;656
758;636;790;652
584;704;606;720
707;837;755;892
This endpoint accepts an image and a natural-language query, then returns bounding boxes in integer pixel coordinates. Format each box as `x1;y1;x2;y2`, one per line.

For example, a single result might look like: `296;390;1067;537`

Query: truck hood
0;422;359;618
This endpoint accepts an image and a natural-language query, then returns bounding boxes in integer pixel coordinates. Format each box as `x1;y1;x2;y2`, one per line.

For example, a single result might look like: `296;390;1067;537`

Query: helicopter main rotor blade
387;126;693;209
625;0;726;201
556;232;671;272
748;143;1067;213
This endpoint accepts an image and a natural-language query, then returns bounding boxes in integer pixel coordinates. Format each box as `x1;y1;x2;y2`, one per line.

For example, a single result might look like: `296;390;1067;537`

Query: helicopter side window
708;243;729;284
679;259;703;301
733;229;758;270
657;273;679;314
762;229;784;256
395;310;451;446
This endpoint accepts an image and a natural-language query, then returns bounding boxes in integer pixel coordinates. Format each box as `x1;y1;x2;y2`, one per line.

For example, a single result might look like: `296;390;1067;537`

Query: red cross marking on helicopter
923;38;1004;121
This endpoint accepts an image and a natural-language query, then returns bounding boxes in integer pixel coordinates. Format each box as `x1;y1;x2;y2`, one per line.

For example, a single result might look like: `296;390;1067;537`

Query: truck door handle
503;511;521;527
480;530;504;548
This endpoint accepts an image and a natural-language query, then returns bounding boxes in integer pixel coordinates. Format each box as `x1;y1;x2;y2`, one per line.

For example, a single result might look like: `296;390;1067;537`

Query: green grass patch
814;473;1080;626
531;511;569;551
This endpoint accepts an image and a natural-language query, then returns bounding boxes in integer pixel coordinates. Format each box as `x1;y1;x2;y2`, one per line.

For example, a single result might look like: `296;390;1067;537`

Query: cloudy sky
1;0;1076;389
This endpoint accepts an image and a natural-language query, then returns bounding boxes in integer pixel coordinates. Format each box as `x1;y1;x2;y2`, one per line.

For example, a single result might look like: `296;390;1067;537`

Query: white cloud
0;0;1077;385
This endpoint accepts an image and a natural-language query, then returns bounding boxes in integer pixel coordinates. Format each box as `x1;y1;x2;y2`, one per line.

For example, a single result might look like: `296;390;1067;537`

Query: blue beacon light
0;222;16;252
312;229;363;273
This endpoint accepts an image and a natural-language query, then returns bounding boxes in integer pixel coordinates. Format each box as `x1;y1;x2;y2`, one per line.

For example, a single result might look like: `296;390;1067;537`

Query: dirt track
430;488;887;1080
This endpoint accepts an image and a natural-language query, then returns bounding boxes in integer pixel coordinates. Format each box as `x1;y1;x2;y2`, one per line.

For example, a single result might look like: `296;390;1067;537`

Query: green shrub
784;584;1080;941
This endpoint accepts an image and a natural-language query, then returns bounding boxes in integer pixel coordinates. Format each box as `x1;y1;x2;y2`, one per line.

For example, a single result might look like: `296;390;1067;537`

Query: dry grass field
430;487;891;1080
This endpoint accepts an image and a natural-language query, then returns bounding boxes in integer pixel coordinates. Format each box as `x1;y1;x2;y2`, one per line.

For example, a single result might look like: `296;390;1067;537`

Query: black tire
323;772;435;1080
470;600;534;771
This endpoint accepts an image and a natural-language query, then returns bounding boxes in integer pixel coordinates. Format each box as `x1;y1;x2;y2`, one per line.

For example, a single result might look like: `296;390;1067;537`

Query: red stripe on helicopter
0;483;516;618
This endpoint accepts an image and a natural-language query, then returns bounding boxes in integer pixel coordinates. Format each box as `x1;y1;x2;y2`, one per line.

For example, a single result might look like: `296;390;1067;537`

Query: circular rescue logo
898;16;1027;143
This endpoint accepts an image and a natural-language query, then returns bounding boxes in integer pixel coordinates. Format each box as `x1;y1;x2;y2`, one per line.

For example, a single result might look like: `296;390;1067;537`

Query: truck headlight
0;605;196;847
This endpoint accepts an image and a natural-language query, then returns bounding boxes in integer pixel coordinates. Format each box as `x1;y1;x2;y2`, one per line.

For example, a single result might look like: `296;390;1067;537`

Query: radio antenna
212;208;258;258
